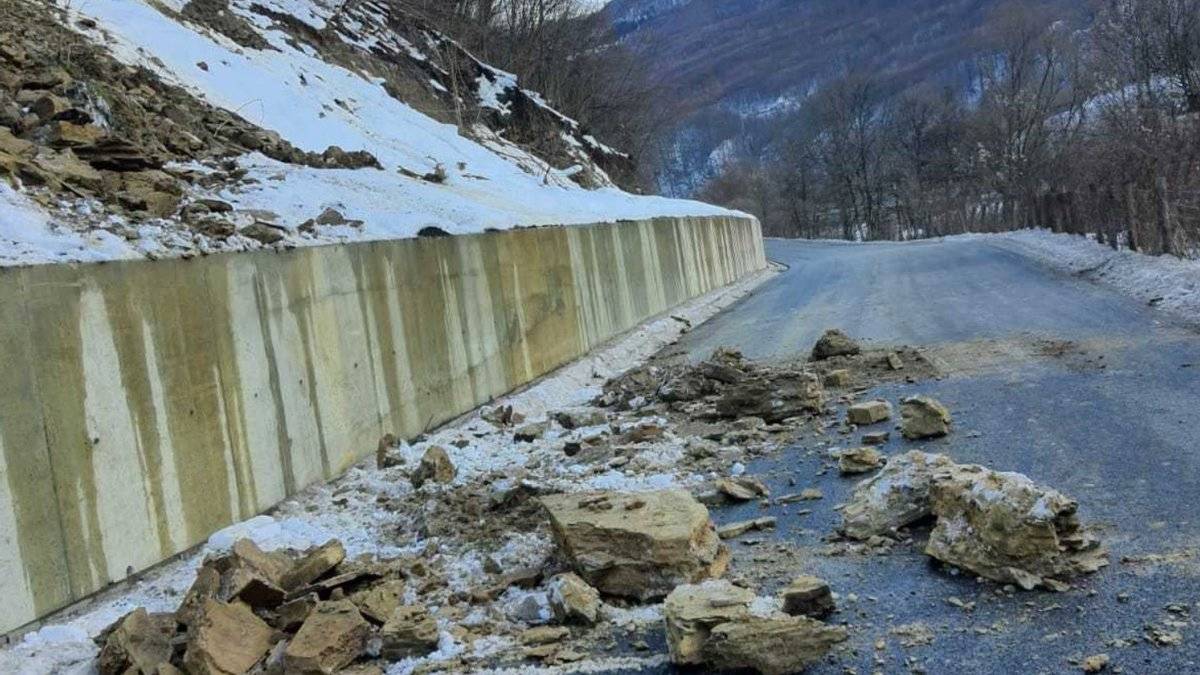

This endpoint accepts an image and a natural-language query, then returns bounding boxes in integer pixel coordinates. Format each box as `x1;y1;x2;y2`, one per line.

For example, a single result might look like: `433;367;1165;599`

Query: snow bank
989;229;1200;320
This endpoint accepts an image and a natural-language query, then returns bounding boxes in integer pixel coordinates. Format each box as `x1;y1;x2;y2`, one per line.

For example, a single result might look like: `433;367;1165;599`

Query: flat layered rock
716;370;825;422
541;490;729;600
664;581;846;674
182;599;274;675
548;573;601;625
847;400;892;426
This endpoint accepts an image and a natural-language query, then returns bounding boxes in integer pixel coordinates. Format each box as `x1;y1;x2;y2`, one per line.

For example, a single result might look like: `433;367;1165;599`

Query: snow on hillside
0;0;740;267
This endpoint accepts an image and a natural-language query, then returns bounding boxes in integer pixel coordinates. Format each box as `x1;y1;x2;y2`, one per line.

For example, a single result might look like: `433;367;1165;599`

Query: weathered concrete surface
0;215;764;633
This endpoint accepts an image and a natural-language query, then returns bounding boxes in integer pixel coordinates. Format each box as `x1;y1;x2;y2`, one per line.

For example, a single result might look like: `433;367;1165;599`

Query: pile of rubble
840;451;1109;590
57;328;1114;674
95;538;435;674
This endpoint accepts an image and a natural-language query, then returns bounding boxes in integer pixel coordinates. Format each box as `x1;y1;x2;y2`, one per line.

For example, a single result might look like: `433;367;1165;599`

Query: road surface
656;238;1200;674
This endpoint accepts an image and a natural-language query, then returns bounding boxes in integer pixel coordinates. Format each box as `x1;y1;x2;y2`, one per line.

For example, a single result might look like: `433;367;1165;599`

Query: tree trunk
1155;175;1175;256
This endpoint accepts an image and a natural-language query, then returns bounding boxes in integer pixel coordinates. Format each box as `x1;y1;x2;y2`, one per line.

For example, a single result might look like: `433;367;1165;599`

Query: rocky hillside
0;0;729;265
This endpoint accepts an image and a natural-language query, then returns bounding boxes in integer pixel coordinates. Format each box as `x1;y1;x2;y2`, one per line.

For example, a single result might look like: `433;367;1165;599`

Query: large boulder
540;490;729;600
715;370;824;422
840;451;956;540
925;464;1109;589
810;329;861;361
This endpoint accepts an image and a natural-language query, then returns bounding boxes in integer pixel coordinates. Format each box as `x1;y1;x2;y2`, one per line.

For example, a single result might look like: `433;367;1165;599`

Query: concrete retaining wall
0;215;765;633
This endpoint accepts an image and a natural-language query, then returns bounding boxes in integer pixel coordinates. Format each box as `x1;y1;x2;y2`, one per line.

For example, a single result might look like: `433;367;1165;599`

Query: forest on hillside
688;0;1200;256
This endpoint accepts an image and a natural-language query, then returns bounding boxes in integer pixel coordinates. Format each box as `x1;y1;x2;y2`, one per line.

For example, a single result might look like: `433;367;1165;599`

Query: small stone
411;445;456;488
823;369;852;387
283;600;371;674
887;352;905;370
514;421;549;442
548;573;601;625
717;517;776;540
717;476;770;501
862;431;890;445
900;396;952;439
810;329;861;360
664;581;755;665
376;433;403;469
315;207;348;225
847;400;892;426
521;626;570;645
553;409;607;429
799;488;823;501
1081;653;1110;672
240;220;287;244
838;446;885;475
380;605;440;660
779;576;835;619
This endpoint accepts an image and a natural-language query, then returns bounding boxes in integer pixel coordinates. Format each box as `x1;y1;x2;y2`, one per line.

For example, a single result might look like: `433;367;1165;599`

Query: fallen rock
521;626;570;645
716;370;824;422
350;579;406;624
887;352;905;370
900;396;951;439
1081;653;1110;672
280;540;346;591
283;600;371;674
779;576;835;619
411;445;456;488
663;581;755;665
717;517;776;539
838;446;885;475
810;329;861;361
862;430;890;445
704;616;846;675
176;564;221;628
240;220;287;245
47;120;106;147
847;400;892;426
380;605;440;660
96;608;176;675
924;463;1109;589
547;573;601;625
823;369;852;388
717;476;770;501
540;490;729;600
482;404;525;427
664;581;846;674
841;451;956;540
182;599;274;675
553;409;607;429
376;433;403;469
514;421;548;442
218;538;293;608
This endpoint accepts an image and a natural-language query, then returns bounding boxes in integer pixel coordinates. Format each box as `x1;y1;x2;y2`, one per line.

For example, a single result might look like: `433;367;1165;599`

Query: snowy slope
0;0;740;266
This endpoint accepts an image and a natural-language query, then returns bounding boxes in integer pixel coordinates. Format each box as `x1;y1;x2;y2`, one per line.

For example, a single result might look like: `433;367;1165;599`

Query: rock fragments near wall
81;329;1110;674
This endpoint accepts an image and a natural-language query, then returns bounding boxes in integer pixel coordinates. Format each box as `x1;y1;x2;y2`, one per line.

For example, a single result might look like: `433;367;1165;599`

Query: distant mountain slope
606;0;1083;195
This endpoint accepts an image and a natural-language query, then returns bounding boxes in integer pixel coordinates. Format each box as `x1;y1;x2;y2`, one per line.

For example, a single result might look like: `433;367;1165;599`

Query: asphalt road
656;238;1200;674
